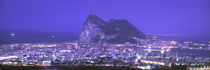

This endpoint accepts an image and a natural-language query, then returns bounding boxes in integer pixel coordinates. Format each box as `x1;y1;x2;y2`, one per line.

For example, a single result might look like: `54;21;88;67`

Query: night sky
0;0;209;40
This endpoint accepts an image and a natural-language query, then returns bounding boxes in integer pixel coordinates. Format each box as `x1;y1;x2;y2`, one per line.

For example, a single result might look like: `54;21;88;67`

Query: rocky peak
79;14;147;44
85;14;106;26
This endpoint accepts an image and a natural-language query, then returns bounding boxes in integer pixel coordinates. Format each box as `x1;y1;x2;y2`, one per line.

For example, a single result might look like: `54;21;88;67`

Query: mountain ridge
79;14;148;44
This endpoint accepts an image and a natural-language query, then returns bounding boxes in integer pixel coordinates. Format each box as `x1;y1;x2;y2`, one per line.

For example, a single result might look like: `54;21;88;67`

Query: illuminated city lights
0;40;209;69
0;56;18;60
140;60;165;66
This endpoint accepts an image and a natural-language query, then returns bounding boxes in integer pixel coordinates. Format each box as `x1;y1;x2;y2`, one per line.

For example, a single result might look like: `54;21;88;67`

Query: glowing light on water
51;35;55;38
10;33;16;37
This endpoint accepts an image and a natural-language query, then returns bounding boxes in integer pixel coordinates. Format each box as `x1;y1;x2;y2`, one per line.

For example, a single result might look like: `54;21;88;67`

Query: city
0;0;209;70
0;39;209;69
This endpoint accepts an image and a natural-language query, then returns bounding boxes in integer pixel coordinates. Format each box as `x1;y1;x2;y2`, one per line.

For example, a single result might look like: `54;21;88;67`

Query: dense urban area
0;37;210;69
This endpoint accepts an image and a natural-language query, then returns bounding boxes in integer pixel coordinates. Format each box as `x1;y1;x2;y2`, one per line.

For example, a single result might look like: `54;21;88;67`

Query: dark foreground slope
0;65;140;70
0;65;189;70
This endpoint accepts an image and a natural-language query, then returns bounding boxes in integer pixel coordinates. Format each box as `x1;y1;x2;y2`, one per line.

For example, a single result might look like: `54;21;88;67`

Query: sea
0;32;79;44
0;32;209;44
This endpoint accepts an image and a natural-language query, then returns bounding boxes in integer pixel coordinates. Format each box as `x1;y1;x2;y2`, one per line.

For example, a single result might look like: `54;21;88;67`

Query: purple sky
0;0;209;39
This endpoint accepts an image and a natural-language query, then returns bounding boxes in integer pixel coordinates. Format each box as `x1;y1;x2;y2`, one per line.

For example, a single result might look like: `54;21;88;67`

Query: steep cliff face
79;14;147;44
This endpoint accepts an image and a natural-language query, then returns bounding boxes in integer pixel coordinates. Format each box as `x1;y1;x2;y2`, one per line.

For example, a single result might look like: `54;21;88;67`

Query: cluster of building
0;40;209;69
